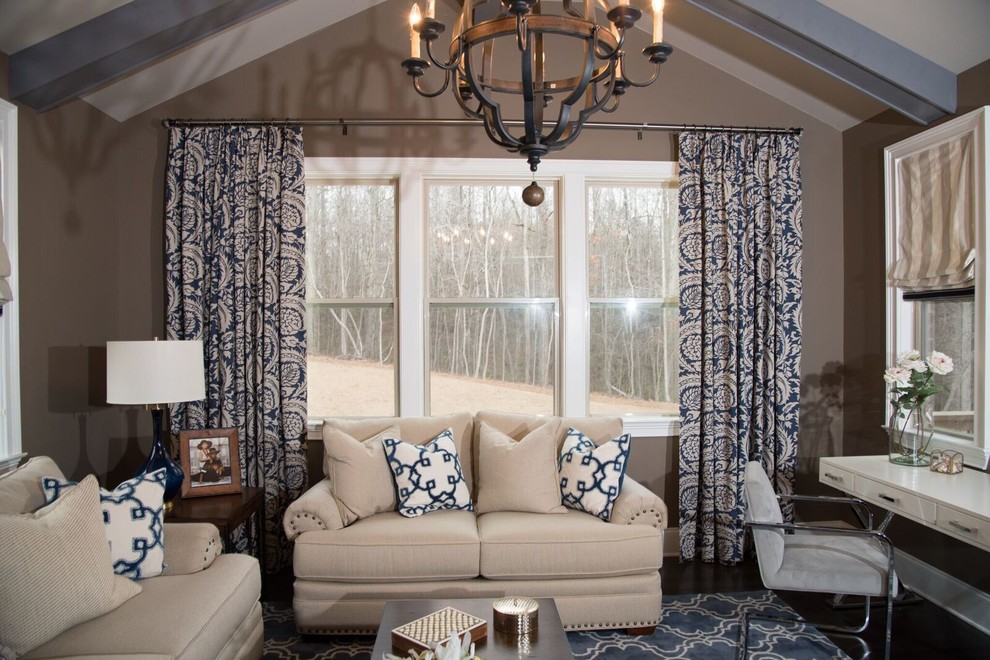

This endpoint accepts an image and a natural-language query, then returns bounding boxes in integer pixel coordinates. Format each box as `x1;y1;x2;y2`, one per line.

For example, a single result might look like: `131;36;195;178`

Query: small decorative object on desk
492;597;539;635
389;607;486;659
884;349;953;467
930;449;964;474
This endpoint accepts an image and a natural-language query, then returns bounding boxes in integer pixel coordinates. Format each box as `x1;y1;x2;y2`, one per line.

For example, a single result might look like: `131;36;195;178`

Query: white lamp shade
106;340;206;405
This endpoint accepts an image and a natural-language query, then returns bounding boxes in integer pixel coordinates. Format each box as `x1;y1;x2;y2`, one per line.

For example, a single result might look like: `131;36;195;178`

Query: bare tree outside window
588;184;679;415
306;181;396;417
428;183;557;415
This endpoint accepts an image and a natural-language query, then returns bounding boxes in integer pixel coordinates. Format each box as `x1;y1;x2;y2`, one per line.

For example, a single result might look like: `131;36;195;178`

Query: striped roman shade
887;132;975;292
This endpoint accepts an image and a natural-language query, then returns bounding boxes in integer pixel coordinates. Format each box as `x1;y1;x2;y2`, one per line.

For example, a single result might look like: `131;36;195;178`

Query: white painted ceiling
1;0;989;129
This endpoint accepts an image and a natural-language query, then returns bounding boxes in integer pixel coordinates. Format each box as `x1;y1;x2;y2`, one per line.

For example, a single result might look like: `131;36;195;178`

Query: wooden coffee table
371;597;574;659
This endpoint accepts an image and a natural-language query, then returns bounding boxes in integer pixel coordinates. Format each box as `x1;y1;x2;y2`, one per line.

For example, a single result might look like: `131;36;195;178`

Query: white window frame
885;106;990;468
0;97;22;471
305;157;679;437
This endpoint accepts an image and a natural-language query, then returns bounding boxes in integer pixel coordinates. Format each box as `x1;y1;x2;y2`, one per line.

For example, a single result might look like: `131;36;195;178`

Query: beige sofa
0;456;263;659
283;411;667;635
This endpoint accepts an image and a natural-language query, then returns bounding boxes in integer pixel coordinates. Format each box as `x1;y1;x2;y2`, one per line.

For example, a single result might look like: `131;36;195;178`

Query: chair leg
736;611;751;660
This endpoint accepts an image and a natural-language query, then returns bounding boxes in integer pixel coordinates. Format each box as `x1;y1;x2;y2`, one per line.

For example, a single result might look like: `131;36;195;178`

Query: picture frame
178;428;242;498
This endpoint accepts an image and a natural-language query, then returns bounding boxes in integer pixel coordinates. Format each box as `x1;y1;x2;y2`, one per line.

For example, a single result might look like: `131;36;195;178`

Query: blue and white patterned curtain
677;131;803;564
164;125;308;573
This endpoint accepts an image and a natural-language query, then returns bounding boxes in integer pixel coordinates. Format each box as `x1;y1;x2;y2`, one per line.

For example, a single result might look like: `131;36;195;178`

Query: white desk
819;455;990;552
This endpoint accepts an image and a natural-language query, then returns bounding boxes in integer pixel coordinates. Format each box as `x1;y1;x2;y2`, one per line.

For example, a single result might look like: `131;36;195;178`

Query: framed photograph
178;428;242;498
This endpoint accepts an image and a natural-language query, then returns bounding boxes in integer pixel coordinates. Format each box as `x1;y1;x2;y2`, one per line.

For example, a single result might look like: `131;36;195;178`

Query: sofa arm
161;522;222;576
610;477;667;529
283;478;345;541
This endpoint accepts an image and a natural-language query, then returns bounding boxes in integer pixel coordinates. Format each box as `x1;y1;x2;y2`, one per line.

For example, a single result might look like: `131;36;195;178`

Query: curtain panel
677;131;803;564
164;125;308;572
0;155;12;308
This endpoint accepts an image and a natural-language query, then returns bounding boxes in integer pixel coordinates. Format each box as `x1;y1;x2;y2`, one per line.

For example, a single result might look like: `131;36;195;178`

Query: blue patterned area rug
263;591;848;659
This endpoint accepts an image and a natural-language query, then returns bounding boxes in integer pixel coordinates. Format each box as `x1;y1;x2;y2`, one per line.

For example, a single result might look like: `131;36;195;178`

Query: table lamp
106;339;206;509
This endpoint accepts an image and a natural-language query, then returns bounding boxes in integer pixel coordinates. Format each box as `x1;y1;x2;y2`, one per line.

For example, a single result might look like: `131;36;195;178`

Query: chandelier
402;0;672;205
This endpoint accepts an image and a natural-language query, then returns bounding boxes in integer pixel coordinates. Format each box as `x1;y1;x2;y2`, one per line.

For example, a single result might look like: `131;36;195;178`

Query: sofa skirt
292;572;661;634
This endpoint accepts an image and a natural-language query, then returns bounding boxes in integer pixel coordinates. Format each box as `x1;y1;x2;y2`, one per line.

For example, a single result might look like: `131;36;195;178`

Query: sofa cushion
558;429;631;521
22;553;260;660
384;429;473;517
42;469;167;579
323;424;400;525
293;511;480;582
0;456;64;514
476;420;565;514
478;510;661;580
323;413;476;489
0;476;142;655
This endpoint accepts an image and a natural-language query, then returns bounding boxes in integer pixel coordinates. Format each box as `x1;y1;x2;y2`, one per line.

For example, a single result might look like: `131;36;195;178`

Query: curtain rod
161;117;803;136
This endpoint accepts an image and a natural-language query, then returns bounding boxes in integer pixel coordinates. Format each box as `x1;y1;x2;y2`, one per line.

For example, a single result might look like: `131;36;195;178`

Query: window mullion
561;171;588;417
397;168;426;416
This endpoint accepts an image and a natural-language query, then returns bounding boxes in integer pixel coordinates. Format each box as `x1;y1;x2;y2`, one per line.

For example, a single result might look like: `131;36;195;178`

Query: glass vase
888;400;934;466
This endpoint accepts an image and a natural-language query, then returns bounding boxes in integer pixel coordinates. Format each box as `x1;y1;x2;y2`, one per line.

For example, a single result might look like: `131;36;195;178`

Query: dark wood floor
263;558;990;659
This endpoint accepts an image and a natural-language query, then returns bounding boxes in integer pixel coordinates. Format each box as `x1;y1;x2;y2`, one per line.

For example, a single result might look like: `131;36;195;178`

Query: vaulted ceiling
1;0;989;130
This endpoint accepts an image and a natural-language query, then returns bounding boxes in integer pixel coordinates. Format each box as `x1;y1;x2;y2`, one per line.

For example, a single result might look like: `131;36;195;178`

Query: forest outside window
304;158;679;435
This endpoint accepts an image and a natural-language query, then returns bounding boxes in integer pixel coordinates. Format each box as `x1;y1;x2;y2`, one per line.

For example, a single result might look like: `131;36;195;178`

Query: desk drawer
935;507;990;551
819;463;854;491
857;478;936;524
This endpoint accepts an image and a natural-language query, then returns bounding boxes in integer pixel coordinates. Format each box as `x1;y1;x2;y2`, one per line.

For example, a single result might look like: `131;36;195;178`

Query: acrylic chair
738;461;896;660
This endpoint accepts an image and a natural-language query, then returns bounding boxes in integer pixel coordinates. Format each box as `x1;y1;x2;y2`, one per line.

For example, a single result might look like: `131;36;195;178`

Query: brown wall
842;59;990;589
3;1;842;506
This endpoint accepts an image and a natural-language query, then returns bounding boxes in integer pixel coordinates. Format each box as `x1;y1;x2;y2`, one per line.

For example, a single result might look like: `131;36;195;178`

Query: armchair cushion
161;522;222;575
0;476;142;655
743;461;786;574
773;532;897;597
41;469;167;579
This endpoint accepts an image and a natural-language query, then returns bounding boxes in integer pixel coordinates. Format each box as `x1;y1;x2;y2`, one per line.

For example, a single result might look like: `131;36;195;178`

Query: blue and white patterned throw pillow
382;429;474;518
558;428;631;521
42;469;167;579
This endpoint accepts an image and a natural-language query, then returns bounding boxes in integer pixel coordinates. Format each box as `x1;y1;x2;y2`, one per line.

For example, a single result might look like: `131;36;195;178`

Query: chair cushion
42;469;167;579
0;456;64;514
22;553;261;659
476;420;565;514
743;461;785;574
0;476;142;655
323;424;400;525
384;429;473;518
478;510;661;580
558;429;630;521
293;510;481;582
768;532;896;598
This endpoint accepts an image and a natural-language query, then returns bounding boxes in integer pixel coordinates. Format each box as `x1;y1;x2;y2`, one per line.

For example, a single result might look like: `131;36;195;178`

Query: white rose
927;351;954;375
883;367;911;387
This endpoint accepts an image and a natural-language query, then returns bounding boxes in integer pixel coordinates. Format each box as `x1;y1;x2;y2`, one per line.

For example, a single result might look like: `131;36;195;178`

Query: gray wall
842;59;990;589
3;1;842;506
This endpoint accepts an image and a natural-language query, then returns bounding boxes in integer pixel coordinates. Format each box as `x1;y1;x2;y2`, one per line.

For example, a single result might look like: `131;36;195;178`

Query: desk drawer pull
949;520;976;535
878;493;899;504
823;472;845;483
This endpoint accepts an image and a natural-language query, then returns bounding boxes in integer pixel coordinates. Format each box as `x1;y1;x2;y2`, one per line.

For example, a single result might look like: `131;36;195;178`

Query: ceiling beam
682;0;956;125
8;0;293;112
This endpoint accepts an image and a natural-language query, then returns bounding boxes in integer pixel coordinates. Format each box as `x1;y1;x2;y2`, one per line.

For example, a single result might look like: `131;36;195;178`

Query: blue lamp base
137;408;184;510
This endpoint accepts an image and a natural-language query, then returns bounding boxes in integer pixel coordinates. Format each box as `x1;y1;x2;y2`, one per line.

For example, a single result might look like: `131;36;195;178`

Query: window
305;181;396;417
305;158;679;436
0;97;21;468
885;106;989;468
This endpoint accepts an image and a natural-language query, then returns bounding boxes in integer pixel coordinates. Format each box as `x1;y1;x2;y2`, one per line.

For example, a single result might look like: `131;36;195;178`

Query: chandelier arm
461;43;519;147
413;71;453;98
482;107;524;151
519;28;541;149
620;61;662;88
592;25;614;61
424;36;463;71
452;80;485;119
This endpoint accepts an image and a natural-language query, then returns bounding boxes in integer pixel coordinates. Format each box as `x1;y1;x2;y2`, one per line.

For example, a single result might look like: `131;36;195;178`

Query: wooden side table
166;486;266;563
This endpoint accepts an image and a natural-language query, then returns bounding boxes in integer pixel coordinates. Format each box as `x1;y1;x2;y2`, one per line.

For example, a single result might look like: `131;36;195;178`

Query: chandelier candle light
402;0;672;206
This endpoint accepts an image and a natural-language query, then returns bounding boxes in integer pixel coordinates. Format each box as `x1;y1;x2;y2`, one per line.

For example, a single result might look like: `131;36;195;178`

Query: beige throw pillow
0;475;142;655
324;425;401;525
476;419;566;514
